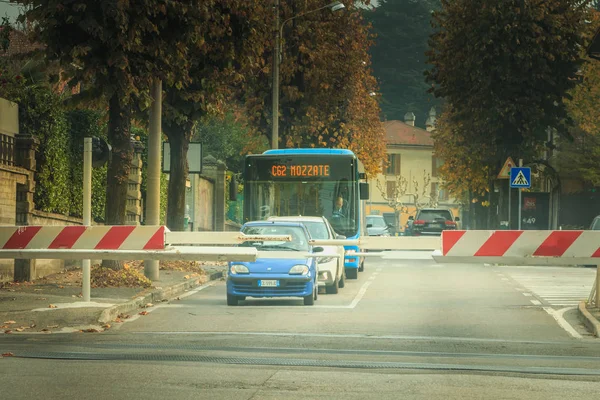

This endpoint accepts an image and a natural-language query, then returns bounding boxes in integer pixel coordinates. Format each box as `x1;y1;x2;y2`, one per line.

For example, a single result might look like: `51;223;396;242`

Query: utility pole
272;0;280;149
145;79;162;280
82;138;92;302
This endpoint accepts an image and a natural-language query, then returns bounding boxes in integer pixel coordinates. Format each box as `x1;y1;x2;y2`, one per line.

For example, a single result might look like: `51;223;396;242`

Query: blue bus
242;148;370;279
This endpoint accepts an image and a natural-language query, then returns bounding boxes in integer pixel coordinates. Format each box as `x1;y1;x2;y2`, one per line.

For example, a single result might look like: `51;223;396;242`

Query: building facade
367;109;461;233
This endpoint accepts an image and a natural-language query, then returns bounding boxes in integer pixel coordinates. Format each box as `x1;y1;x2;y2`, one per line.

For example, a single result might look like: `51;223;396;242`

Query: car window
302;221;331;240
417;210;453;221
591;217;600;231
366;216;387;227
241;225;309;251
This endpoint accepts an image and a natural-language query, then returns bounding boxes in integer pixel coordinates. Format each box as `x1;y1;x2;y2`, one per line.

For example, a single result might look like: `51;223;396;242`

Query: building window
386;180;396;198
432;156;443;177
386;154;401;175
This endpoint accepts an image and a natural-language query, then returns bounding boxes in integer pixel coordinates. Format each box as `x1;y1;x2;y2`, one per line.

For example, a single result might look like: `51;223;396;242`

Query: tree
243;0;386;177
364;0;441;125
559;11;600;186
16;0;207;268
426;0;591;202
161;0;270;231
376;174;409;214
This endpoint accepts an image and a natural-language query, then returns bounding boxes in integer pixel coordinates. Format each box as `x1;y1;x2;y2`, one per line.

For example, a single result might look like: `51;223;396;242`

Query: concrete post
215;161;227;231
145;79;162;280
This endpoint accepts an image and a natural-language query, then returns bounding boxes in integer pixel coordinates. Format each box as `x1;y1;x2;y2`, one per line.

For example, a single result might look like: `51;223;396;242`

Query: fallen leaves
47;325;58;329
15;327;24;332
36;297;47;300
48;304;58;309
4;330;12;334
80;328;100;333
4;320;16;325
91;265;152;288
138;311;149;316
144;303;154;308
2;352;14;357
57;285;64;289
102;324;111;329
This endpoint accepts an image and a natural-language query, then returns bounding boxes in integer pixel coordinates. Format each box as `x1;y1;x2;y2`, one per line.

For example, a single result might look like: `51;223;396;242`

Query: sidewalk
0;261;226;334
579;302;600;337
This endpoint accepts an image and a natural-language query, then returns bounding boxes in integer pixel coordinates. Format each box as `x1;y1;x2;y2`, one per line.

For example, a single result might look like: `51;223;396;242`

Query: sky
0;3;20;22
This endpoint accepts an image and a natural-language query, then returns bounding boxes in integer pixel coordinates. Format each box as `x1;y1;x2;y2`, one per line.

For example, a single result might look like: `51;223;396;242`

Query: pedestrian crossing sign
510;167;531;188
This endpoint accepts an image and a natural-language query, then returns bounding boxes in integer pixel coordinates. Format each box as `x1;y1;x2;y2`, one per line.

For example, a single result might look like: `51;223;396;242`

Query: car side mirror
455;217;460;222
336;234;346;239
408;216;414;221
312;246;324;253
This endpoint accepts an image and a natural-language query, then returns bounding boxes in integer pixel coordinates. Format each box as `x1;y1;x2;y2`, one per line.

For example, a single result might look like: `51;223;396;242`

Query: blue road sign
510;167;531;188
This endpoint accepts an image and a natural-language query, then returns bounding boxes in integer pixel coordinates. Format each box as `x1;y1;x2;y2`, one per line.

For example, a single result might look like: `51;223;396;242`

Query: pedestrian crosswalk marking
511;170;529;186
500;267;594;308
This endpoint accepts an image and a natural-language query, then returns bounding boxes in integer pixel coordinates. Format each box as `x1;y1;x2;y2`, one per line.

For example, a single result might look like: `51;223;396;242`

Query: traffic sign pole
518;159;523;230
507;163;512;229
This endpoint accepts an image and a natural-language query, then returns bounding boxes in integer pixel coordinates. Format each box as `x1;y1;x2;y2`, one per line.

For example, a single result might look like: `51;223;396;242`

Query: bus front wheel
346;268;358;280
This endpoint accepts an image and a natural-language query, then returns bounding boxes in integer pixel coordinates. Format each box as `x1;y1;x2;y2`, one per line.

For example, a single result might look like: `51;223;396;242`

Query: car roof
243;220;307;228
268;216;325;222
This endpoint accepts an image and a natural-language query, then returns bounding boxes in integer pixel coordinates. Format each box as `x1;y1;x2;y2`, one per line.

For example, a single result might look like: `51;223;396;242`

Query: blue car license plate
258;280;279;287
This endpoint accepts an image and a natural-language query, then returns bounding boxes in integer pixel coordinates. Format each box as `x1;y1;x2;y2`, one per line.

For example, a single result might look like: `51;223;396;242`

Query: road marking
501;278;509;281
522;293;532;297
348;278;374;309
543;306;582;339
530;300;541;305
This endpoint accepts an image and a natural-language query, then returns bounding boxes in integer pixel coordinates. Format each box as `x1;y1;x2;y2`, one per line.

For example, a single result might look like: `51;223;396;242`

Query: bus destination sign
271;164;331;178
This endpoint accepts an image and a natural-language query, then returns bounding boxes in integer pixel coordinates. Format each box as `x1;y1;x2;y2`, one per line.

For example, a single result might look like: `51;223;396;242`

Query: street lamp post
271;1;345;149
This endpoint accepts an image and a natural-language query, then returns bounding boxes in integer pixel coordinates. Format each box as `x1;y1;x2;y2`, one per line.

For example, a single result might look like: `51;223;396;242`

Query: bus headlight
289;265;309;275
230;264;249;275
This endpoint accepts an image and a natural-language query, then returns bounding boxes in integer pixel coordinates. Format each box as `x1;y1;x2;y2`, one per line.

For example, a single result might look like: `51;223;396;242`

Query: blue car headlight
230;264;249;275
289;264;309;275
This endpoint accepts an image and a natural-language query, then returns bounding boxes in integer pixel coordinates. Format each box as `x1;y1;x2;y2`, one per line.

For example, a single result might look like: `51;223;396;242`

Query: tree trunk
165;124;192;231
102;94;133;270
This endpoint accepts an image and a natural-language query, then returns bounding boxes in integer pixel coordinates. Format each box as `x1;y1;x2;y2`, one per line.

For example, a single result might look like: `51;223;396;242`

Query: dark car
412;208;459;236
366;215;392;236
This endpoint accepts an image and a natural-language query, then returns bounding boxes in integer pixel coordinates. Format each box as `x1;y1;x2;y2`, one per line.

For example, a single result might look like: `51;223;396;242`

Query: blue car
226;221;322;306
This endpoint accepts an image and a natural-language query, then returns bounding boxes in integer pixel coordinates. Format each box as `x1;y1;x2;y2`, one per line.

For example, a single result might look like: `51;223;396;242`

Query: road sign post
498;157;515;229
510;161;531;230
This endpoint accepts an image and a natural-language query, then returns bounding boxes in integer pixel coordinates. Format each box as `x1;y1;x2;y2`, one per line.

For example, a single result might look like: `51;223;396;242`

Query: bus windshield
244;155;360;237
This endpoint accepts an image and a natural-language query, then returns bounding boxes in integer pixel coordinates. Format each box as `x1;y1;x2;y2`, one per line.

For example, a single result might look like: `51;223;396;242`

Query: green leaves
427;0;591;200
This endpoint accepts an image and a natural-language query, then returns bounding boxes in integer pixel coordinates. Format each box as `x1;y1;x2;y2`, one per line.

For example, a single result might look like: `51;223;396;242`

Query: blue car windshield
241;226;309;252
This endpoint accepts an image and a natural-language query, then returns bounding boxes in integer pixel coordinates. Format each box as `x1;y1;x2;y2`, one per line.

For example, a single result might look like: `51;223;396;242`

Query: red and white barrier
0;226;166;250
437;230;600;265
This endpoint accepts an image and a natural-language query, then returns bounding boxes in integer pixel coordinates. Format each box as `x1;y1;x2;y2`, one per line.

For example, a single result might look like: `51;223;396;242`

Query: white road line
543;306;582;339
530;300;542;306
348;277;375;309
522;293;532;297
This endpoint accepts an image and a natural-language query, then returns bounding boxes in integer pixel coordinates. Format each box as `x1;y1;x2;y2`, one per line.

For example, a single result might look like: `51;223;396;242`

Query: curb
98;271;223;324
578;301;600;338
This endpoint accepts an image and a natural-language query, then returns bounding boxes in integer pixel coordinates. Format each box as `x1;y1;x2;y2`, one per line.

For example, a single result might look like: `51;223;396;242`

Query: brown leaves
80;328;100;333
2;352;14;357
138;311;149;316
48;304;58;309
3;320;16;325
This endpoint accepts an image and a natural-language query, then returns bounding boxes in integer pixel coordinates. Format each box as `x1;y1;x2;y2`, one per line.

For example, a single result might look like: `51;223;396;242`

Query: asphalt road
2;253;600;399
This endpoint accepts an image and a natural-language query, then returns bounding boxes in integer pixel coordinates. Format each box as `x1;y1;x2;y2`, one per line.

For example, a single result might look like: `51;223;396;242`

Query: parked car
590;215;600;231
268;216;345;294
411;208;459;236
366;215;392;237
226;221;322;306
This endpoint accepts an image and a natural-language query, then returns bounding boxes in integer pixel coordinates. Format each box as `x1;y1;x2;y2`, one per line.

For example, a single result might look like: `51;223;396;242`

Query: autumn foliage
426;0;591;199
